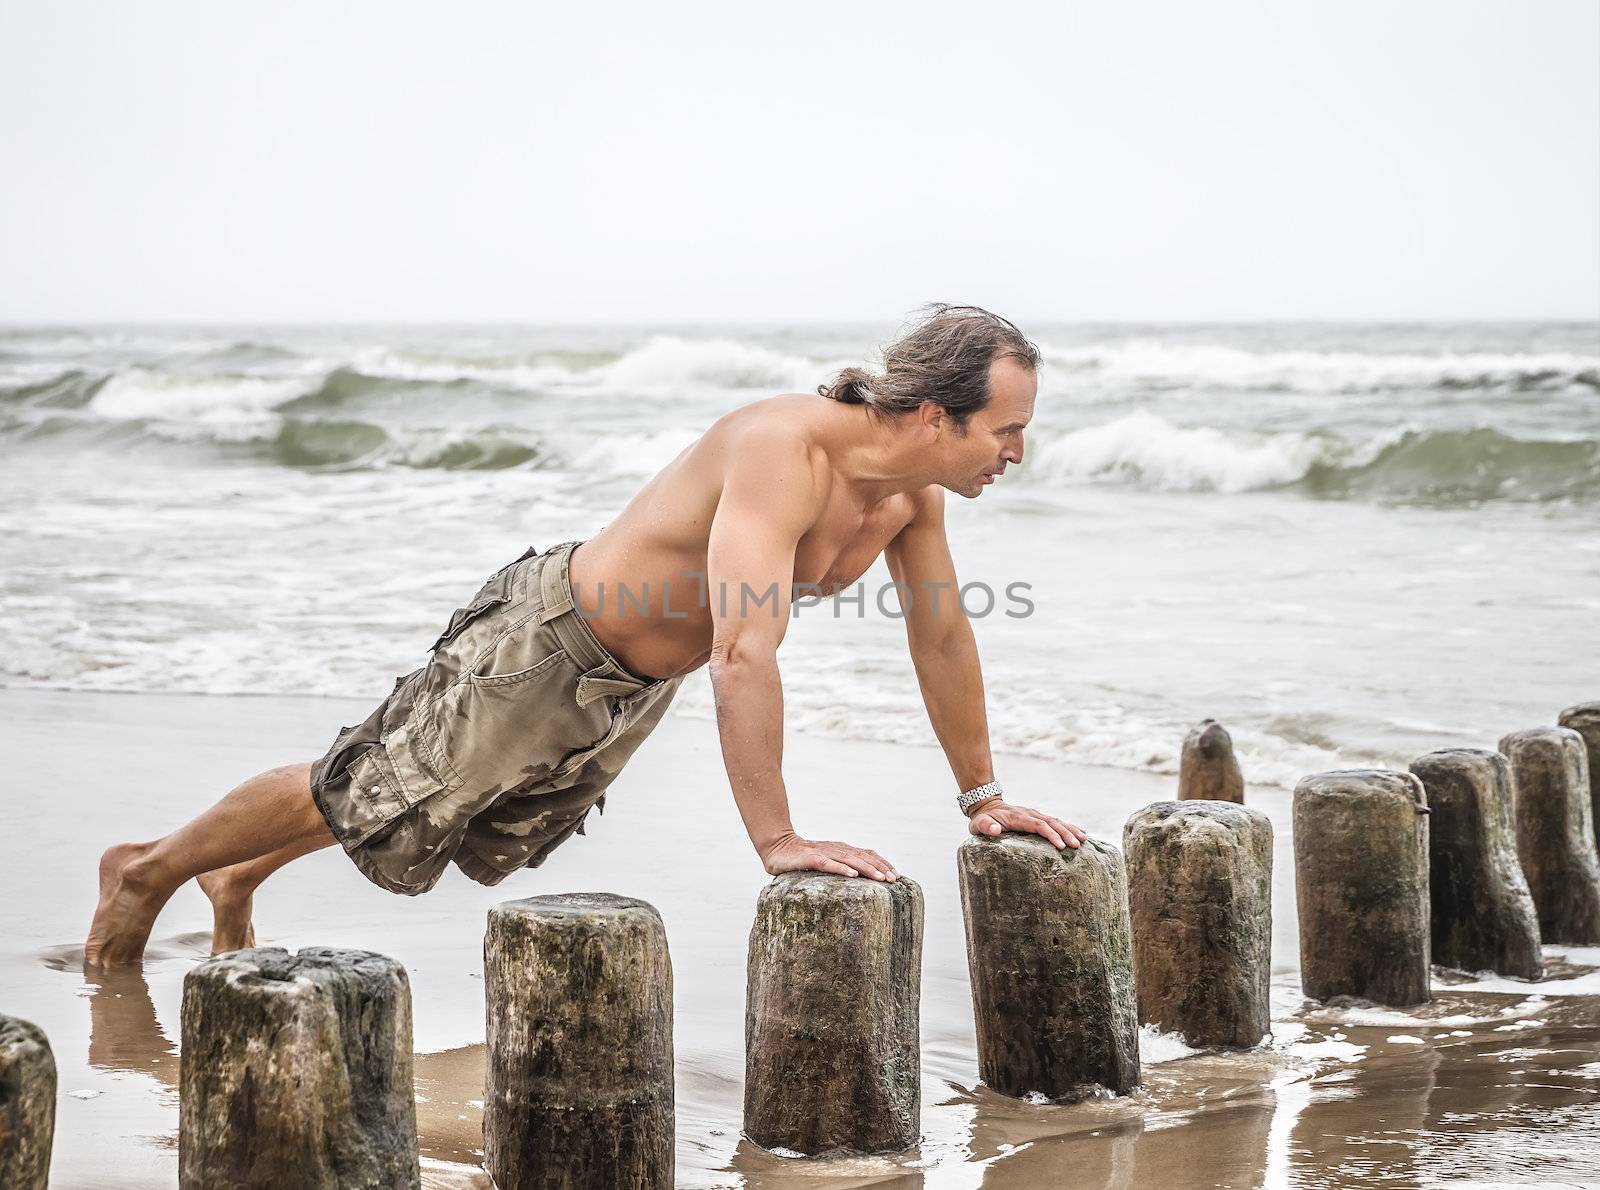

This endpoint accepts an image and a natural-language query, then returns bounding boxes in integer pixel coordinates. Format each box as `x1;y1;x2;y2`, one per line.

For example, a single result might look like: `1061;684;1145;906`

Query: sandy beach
4;686;1597;1188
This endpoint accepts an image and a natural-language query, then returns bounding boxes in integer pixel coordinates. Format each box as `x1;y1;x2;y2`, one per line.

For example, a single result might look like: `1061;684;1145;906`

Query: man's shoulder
712;395;829;467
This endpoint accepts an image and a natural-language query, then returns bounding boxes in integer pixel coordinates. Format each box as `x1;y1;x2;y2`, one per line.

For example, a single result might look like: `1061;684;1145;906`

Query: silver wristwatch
958;780;1003;816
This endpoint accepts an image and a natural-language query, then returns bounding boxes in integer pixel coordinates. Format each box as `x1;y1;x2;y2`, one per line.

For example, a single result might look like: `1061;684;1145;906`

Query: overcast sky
1;0;1596;323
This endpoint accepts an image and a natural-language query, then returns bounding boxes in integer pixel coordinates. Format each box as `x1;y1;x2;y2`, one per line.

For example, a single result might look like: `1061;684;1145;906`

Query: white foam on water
1037;339;1600;393
595;335;837;395
568;427;703;476
1333;1006;1433;1027
89;367;320;421
1138;1024;1202;1065
1291;1039;1368;1063
1018;408;1444;495
1025;410;1362;493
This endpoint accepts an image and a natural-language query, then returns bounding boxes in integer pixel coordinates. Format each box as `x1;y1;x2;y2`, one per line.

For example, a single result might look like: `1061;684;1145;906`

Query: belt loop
537;542;576;624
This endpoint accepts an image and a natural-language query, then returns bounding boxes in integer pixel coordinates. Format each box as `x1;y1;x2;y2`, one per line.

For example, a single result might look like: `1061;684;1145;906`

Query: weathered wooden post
1558;702;1600;839
744;873;923;1155
1499;728;1600;944
1294;770;1431;1006
1409;748;1542;977
0;1016;55;1190
958;834;1139;1101
1123;802;1273;1047
179;947;418;1190
1178;719;1245;803
485;893;674;1189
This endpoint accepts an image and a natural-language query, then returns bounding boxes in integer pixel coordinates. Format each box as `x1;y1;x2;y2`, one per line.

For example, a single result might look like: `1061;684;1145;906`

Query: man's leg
196;828;333;953
85;761;334;967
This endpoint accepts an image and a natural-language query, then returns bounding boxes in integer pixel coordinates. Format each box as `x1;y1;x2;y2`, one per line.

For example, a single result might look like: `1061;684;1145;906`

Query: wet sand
2;687;1597;1188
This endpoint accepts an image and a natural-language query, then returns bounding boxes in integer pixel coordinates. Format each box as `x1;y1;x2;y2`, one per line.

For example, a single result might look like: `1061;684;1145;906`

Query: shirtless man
84;304;1087;967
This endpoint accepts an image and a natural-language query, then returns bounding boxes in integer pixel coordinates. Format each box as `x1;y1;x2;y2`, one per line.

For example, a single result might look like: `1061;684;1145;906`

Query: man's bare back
570;393;920;682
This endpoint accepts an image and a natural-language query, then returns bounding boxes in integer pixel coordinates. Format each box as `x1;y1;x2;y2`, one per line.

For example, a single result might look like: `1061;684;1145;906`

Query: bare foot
198;869;256;954
84;842;168;968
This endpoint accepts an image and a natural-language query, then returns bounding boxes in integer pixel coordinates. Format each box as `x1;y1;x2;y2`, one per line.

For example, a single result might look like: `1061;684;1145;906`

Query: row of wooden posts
3;702;1597;1188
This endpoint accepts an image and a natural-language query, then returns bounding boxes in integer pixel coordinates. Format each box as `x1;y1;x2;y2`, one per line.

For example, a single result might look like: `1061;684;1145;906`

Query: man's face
943;356;1036;499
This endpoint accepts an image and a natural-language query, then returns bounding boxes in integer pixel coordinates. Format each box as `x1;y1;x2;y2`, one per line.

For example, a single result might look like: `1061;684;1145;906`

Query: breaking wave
1039;340;1600;393
1025;412;1600;503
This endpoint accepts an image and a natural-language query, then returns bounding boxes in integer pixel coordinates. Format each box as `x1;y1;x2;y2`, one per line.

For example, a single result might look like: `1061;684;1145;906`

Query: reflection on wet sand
1290;1043;1442;1188
957;1049;1283;1190
83;966;180;1086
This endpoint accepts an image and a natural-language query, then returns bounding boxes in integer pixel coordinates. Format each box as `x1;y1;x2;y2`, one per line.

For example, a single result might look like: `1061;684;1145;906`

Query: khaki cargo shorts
308;540;684;895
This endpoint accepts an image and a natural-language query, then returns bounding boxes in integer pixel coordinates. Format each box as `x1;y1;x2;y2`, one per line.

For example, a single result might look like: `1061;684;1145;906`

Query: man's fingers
862;849;899;880
1049;817;1084;848
1022;815;1068;849
847;851;890;881
817;857;857;877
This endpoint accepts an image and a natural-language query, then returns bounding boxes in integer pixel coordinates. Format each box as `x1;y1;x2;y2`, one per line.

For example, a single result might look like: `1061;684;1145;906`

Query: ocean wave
1026;411;1356;492
10;396;1598;502
280;365;486;411
1024;412;1600;503
89;366;322;421
0;368;108;408
1303;427;1600;503
351;335;837;395
1;406;701;475
1038;340;1600;394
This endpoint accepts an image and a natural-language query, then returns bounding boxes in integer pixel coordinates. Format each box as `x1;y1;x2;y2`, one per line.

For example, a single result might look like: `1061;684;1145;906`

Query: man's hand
760;830;900;882
968;802;1088;850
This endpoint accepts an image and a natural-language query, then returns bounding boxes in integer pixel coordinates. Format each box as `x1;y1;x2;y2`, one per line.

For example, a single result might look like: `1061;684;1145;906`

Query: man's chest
791;494;917;592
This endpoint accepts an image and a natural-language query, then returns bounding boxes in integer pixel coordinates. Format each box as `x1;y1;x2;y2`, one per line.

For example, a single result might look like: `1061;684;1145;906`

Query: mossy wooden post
485;893;674;1189
1409;749;1542;977
1499;728;1600;944
1293;770;1431;1006
743;873;923;1156
1123;802;1273;1047
179;947;419;1190
958;834;1139;1101
1558;702;1600;842
0;1016;55;1190
1178;719;1245;803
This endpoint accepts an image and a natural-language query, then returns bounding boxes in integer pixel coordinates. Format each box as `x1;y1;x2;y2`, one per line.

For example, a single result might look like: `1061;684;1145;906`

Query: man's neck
821;404;938;506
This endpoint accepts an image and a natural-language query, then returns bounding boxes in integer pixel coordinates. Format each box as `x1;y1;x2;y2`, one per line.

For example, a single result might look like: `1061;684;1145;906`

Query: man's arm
884;486;1085;849
707;428;898;881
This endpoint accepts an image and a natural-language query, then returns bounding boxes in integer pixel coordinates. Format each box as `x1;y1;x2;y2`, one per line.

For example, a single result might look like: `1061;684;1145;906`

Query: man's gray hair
818;303;1041;429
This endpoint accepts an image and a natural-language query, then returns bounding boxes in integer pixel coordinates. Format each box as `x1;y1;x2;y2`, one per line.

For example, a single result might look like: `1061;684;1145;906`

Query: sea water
3;320;1595;787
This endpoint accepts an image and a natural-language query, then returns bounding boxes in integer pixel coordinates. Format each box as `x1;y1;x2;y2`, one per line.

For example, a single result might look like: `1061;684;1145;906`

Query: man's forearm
909;622;997;794
708;651;795;856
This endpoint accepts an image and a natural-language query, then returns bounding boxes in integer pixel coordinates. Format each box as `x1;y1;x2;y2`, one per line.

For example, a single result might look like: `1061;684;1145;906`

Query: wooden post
958;834;1139;1101
1409;748;1542;977
179;947;419;1189
1178;719;1245;803
1500;728;1600;944
1124;801;1273;1047
0;1016;55;1190
743;873;923;1155
1294;770;1431;1006
485;893;674;1189
1558;702;1600;843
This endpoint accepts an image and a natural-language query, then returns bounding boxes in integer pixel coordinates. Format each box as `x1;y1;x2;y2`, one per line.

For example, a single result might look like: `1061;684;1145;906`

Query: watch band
958;780;1003;815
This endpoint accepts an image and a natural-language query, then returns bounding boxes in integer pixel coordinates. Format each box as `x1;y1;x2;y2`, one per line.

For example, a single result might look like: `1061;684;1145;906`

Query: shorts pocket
469;645;569;689
374;718;456;803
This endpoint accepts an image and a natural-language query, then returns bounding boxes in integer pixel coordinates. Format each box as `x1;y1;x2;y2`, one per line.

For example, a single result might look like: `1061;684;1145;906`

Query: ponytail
817;366;874;405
